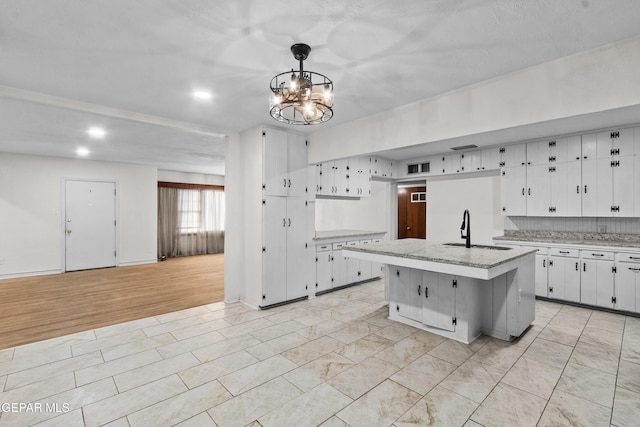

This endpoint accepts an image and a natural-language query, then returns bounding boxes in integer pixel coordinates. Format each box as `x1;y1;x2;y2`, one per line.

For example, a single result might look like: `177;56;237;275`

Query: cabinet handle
629;257;640;260
418;285;421;296
560;251;570;254
575;262;579;271
328;254;331;262
576;185;579;194
629;267;640;272
288;179;291;188
584;185;588;194
528;188;531;196
282;218;286;227
283;178;287;187
396;269;400;277
522;188;525;196
592;253;604;257
288;218;291;227
583;262;586;272
425;287;429;298
543;259;546;267
549;260;554;266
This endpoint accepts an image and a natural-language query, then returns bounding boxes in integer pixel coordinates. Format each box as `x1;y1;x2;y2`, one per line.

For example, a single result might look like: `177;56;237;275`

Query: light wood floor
0;254;224;350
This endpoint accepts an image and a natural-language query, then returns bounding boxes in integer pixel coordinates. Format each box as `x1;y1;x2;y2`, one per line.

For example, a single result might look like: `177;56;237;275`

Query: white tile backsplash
505;217;640;235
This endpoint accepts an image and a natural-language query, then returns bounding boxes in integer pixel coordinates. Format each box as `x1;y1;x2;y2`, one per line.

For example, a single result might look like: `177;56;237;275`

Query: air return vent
450;144;478;151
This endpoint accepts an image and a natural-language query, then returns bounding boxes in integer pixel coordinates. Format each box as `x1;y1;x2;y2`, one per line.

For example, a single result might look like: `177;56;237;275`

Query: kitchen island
342;239;537;343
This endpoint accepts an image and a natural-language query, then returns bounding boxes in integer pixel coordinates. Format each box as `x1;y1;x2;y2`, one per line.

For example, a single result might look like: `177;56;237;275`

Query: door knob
406;226;411;230
66;229;72;234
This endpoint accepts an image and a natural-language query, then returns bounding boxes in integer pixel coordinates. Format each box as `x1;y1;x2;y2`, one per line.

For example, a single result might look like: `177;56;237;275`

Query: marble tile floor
1;279;639;427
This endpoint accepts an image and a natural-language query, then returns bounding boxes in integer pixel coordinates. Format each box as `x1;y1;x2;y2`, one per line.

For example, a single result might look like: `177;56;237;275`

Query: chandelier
269;43;333;125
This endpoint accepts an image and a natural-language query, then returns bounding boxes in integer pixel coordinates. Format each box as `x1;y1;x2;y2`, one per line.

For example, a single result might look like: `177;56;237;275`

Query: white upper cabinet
348;157;371;197
263;128;308;197
527;136;582;166
583;127;636;217
499;143;526;168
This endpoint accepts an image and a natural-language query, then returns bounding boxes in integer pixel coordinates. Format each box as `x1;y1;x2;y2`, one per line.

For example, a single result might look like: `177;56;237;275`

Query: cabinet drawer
549;247;579;257
523;246;548;255
617;252;640;263
346;241;359;247
372;238;382;243
359;239;373;244
580;250;614;261
316;244;331;253
332;242;346;250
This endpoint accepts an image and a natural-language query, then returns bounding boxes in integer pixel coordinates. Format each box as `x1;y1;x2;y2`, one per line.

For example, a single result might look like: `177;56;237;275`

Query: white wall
308;35;640;163
425;172;502;245
0;153;157;277
315;181;389;233
158;170;224;186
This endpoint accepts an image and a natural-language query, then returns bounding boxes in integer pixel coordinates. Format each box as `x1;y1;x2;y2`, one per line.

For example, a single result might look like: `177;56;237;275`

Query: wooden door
398;186;426;239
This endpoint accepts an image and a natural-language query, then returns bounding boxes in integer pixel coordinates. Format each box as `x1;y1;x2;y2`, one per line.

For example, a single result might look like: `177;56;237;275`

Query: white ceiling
2;0;640;175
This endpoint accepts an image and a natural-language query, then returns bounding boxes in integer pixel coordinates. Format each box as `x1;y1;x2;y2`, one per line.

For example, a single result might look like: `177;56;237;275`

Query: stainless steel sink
443;243;511;250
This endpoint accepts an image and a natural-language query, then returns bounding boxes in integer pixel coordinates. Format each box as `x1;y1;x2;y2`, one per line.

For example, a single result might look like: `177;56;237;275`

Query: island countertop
342;238;536;280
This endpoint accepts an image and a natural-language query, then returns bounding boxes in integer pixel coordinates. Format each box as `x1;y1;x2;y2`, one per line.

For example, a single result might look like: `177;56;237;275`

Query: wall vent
450;144;478;151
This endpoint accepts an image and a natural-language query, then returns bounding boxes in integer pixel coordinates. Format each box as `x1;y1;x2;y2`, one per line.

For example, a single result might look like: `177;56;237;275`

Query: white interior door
65;180;116;271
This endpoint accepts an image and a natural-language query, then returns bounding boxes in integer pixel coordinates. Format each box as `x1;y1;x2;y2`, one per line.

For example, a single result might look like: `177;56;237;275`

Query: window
411;192;426;202
177;189;225;234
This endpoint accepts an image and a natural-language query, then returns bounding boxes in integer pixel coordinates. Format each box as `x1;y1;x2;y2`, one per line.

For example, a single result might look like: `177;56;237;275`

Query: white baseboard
0;269;62;280
118;259;157;267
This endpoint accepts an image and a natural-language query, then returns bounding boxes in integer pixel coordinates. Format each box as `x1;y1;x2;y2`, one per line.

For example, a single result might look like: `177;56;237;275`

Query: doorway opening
397;182;426;239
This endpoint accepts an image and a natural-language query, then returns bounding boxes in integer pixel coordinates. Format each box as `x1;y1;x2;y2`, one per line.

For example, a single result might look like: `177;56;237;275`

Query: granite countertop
344;238;536;269
494;231;640;250
313;230;387;240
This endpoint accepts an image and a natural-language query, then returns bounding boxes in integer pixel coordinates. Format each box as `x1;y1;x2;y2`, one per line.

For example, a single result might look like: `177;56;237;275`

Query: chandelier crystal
269;43;333;125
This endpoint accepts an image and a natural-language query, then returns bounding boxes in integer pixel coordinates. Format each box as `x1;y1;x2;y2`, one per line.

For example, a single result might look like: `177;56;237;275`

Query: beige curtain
157;187;225;258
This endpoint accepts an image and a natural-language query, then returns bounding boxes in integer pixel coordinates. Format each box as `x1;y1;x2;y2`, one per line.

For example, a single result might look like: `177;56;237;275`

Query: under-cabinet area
495;237;640;314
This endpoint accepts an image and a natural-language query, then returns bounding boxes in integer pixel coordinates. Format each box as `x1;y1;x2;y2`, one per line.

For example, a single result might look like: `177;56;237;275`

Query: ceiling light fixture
193;91;212;100
87;127;106;138
76;147;90;156
269;43;333;125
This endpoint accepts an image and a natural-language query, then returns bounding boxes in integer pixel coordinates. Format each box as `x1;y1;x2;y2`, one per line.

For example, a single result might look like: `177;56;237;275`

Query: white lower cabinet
496;240;640;315
315;244;332;293
547;248;581;302
314;236;383;294
422;271;456;332
580;250;615;308
389;267;424;323
262;196;309;306
616;252;640;312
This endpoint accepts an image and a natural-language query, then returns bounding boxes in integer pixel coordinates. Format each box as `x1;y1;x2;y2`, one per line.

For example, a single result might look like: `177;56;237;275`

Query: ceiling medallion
269;43;333;125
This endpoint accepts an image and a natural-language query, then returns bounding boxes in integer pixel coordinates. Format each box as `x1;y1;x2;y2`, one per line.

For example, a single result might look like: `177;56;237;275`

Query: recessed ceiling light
76;147;90;157
87;127;106;138
193;91;212;100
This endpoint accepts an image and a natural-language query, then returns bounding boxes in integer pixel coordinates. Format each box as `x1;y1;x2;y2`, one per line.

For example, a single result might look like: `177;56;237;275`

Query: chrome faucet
460;209;471;248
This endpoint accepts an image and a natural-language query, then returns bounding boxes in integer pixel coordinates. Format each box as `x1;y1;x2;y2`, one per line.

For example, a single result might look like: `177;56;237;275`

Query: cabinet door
481;148;500;170
501;166;527;216
636;156;640;216
442;154;461;174
580;260;597;306
548;256;579;302
425;273;456;332
581;159;598;216
526;140;548;166
611;128;635;157
287;133;308;198
526;164;550;216
581;133;597;161
390;267;422;322
503;143;527;167
564;135;582;163
316;250;332;293
616;263;639;312
332;243;347;288
262;196;287;306
535;254;548;297
263;130;289;196
345;241;360;283
595;261;615;308
286;198;308;300
613;156;635;216
596;158;614;217
551;161;581;216
333;159;350;197
460;152;473;172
